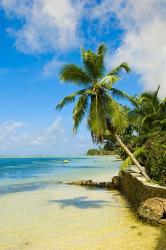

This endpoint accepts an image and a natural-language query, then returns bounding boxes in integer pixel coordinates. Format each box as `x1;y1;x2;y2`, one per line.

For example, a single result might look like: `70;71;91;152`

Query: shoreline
67;169;166;226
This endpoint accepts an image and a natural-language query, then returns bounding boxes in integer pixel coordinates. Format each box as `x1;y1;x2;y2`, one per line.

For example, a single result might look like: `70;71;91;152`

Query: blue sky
0;0;165;155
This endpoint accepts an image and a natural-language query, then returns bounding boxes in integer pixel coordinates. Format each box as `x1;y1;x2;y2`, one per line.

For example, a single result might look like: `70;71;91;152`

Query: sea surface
0;156;165;250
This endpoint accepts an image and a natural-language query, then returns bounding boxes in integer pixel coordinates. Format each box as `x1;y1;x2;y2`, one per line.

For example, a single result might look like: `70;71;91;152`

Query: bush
144;132;166;185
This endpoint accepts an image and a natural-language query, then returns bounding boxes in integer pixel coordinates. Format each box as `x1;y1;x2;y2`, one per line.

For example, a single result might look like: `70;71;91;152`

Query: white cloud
92;0;166;97
30;117;65;146
0;0;83;54
43;58;62;77
0;122;26;141
0;118;93;155
1;0;165;96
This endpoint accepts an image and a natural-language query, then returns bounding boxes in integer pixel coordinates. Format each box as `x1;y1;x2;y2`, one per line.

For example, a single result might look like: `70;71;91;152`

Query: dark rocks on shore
67;179;116;189
111;176;121;189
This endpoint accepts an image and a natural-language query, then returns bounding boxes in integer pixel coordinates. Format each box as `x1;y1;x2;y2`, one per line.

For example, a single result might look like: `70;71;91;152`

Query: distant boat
63;160;69;163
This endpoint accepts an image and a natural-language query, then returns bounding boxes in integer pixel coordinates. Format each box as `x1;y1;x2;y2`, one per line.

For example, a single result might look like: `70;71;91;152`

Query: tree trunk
113;132;150;181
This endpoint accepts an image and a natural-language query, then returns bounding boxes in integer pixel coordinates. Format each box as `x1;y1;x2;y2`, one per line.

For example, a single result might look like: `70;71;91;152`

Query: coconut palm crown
130;86;166;132
56;44;135;143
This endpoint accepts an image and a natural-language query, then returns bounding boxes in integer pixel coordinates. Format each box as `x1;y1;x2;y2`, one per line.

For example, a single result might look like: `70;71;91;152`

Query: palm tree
121;87;166;176
130;86;166;132
56;44;150;181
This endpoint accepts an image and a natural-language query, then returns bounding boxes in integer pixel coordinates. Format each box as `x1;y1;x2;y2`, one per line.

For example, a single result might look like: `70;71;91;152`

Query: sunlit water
0;156;165;250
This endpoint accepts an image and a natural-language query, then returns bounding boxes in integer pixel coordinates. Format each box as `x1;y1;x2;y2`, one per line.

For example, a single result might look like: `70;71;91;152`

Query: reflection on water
0;180;61;196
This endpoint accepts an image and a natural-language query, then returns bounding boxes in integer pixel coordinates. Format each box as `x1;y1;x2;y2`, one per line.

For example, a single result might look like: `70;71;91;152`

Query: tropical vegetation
116;87;166;185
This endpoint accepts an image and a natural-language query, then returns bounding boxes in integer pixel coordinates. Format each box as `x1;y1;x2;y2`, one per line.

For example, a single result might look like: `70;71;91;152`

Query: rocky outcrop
67;179;115;189
117;169;166;225
111;175;121;189
138;197;166;225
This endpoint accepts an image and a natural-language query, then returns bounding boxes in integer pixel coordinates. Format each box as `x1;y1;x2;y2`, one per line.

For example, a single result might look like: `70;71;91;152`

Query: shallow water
0;156;165;250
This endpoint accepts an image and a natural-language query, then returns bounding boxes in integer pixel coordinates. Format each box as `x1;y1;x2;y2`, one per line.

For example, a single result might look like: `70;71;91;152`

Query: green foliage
87;148;113;156
108;62;131;76
102;86;166;185
103;133;118;151
144;132;166;185
121;147;145;170
60;64;91;86
56;89;87;110
57;43;132;143
73;94;89;133
120;88;165;185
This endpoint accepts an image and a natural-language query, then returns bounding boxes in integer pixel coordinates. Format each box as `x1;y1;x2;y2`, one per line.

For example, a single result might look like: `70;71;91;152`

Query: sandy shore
0;181;165;250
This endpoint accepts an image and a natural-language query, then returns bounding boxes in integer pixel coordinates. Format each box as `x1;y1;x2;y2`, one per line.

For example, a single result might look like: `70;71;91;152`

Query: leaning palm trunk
113;132;150;181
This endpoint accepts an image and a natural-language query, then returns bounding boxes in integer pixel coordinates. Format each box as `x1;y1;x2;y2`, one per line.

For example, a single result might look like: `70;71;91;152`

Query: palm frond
56;89;87;110
97;75;119;89
141;112;159;127
108;62;131;76
60;64;91;86
82;47;106;80
82;48;98;79
140;90;160;108
97;43;107;55
111;88;138;107
97;45;106;78
121;147;145;170
73;94;89;133
106;96;128;132
155;85;160;97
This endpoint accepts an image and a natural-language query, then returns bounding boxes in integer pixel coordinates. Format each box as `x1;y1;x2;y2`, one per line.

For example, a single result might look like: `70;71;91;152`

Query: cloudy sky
0;0;165;155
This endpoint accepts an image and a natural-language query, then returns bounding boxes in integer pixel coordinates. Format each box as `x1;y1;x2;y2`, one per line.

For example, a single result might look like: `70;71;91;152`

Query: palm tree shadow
48;196;110;209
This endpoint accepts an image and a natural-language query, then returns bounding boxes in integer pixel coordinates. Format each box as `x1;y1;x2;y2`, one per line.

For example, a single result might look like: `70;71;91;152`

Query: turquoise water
0;156;120;194
0;156;165;250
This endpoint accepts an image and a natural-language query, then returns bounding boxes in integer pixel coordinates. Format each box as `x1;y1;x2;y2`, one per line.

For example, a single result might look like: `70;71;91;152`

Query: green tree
56;44;150;181
130;86;166;133
120;87;166;184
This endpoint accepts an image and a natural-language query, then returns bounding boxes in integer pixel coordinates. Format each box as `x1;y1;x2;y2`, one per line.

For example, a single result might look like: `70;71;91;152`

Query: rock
67;180;86;186
138;197;166;223
86;180;93;186
105;182;113;188
112;175;121;189
67;179;115;189
159;219;166;225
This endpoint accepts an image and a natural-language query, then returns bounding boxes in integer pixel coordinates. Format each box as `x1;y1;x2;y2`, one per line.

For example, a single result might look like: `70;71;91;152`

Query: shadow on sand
48;196;110;209
48;195;130;209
